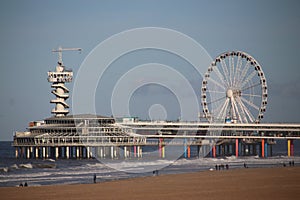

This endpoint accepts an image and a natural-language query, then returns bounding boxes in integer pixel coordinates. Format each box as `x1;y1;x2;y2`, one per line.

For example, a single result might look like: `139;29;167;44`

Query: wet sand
1;167;300;200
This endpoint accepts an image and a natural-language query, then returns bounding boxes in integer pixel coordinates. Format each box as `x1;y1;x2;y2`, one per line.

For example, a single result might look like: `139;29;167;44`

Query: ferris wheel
201;51;267;123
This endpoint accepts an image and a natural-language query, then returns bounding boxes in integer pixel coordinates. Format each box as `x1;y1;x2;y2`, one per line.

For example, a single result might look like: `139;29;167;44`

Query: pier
12;49;300;160
13;119;300;159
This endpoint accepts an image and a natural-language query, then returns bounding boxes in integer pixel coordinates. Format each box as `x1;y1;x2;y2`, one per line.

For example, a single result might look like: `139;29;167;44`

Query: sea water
0;140;299;187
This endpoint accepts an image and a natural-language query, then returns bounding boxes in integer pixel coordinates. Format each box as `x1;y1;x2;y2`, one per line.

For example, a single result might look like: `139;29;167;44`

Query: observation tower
47;47;81;117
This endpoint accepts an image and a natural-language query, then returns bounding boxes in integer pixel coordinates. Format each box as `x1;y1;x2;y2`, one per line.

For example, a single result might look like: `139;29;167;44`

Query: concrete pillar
139;146;142;158
66;147;69;159
30;147;33;158
35;147;39;159
86;147;90;159
124;146;127;158
110;146;114;159
47;147;50;158
100;147;103;158
42;147;46;159
137;146;140;158
21;147;25;158
76;147;80;158
114;147;117;158
55;147;59;159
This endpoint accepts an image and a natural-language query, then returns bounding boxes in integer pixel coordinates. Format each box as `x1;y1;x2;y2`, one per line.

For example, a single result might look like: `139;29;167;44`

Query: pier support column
15;147;19;158
30;147;33;158
162;145;165;158
66;147;69;159
21;147;25;158
159;138;164;158
35;147;39;159
124;146;127;158
42;147;46;159
261;139;265;158
137;146;140;158
264;142;268;158
100;147;104;158
139;146;143;158
87;147;90;159
212;145;216;158
184;138;187;158
288;139;294;157
76;147;79;158
187;146;191;158
55;147;59;159
235;139;239;157
133;146;137;158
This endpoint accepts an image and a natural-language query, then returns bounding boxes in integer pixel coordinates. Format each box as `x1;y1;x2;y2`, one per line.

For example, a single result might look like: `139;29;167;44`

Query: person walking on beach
93;174;97;183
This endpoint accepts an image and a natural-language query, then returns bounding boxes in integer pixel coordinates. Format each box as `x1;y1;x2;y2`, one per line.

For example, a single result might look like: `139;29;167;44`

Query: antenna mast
52;46;82;65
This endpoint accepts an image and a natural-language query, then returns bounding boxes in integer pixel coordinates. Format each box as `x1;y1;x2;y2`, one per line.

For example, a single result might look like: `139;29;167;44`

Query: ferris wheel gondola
201;51;267;123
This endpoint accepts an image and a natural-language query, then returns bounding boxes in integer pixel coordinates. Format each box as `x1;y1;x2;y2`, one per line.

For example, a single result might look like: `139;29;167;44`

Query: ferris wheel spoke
208;78;226;90
207;90;226;94
240;97;259;111
212;65;227;86
230;97;238;120
232;98;244;123
217;98;229;121
238;98;255;122
241;93;261;98
241;70;257;89
206;96;226;105
212;100;226;117
241;82;261;91
220;59;230;85
237;61;251;86
236;98;249;123
233;56;242;87
229;56;234;86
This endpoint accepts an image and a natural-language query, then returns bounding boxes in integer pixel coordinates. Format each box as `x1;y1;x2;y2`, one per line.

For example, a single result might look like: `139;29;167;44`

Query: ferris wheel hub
226;89;241;98
226;89;233;98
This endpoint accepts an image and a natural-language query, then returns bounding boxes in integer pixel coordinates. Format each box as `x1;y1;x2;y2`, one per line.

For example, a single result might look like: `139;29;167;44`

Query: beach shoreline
1;166;300;200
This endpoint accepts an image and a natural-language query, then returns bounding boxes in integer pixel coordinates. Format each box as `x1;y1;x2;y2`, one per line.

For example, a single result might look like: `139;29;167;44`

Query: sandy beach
1;167;300;200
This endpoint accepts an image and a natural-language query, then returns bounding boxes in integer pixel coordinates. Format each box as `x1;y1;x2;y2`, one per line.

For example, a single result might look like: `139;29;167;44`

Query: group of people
283;160;295;167
152;169;159;176
215;164;229;170
19;182;28;187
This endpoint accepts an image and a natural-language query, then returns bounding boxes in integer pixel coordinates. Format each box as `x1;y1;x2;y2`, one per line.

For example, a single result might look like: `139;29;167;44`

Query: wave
0;167;8;173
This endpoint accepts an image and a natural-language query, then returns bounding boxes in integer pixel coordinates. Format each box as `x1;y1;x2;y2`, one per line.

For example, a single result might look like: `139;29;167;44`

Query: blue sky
1;0;300;140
